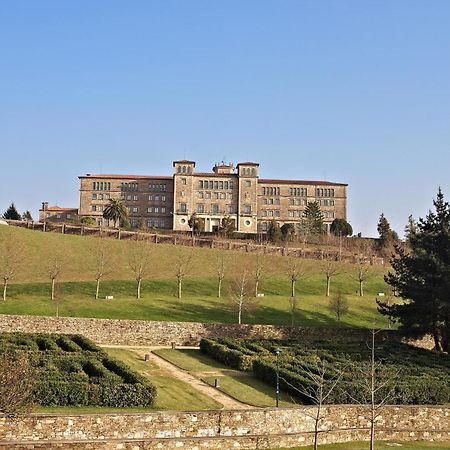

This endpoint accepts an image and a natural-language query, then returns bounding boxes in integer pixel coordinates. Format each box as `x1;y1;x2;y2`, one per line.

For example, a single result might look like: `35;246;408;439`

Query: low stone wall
0;314;431;347
0;406;448;449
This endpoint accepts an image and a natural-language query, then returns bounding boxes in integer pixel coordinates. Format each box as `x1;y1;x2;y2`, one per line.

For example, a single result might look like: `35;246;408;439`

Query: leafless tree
321;254;340;297
328;291;349;326
229;269;255;324
216;250;228;298
285;257;307;326
354;256;373;297
0;231;25;301
128;240;151;299
279;358;344;450
0;348;35;415
253;253;266;297
90;238;113;299
348;329;399;450
47;251;63;301
174;249;193;299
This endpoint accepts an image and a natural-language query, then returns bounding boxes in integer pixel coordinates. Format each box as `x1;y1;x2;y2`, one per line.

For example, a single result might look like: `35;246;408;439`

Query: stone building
39;202;78;223
77;160;347;234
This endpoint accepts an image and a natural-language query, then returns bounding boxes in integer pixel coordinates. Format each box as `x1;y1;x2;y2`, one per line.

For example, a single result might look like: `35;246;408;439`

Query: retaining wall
0;406;448;449
0;314;433;348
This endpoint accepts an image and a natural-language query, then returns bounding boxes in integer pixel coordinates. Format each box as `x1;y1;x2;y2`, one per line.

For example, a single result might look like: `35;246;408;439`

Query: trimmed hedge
200;338;254;371
0;332;157;408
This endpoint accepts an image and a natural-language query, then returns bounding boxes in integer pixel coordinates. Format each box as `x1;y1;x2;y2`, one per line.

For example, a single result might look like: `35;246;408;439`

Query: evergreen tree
404;214;417;243
103;198;128;228
2;203;21;221
378;189;450;352
376;213;398;255
267;219;282;243
304;201;325;235
219;216;235;238
21;210;33;222
330;218;353;237
280;223;295;241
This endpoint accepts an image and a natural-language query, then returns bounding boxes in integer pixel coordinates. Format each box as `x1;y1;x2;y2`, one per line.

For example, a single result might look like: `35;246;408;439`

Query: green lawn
102;347;222;410
153;348;298;407
0;226;393;328
278;441;450;450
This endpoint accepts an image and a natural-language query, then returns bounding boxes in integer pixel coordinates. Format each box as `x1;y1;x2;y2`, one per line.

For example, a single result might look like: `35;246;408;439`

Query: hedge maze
200;338;450;405
0;332;157;408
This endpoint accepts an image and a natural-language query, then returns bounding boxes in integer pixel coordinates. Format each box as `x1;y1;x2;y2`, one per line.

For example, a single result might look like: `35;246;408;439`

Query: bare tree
321;254;340;297
279;358;344;450
47;251;63;302
216;250;227;298
229;269;255;324
354;256;373;297
0;348;35;415
286;257;307;326
0;232;25;301
328;291;349;326
128;240;151;299
253;253;266;297
91;238;112;299
349;329;399;450
174;249;193;299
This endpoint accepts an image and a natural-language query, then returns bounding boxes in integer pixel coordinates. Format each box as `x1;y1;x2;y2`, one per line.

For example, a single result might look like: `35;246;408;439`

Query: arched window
182;166;187;173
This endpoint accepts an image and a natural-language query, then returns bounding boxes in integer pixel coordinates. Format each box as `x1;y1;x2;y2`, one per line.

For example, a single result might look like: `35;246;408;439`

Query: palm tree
103;198;128;228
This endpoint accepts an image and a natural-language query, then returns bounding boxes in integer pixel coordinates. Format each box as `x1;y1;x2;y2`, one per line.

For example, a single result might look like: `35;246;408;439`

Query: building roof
259;178;347;186
194;172;239;177
237;162;260;166
39;206;78;212
79;174;172;180
173;160;196;166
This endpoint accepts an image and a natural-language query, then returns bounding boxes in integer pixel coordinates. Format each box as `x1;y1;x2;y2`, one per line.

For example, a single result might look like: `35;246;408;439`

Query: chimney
42;202;48;211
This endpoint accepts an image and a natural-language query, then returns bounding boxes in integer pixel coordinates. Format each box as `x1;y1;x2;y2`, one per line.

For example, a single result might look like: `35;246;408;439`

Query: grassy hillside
0;226;393;328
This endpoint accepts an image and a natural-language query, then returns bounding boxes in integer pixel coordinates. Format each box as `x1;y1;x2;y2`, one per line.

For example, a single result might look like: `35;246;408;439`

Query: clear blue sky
1;0;449;237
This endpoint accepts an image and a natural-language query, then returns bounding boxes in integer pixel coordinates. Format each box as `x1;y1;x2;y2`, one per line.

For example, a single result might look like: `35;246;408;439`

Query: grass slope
0;226;392;328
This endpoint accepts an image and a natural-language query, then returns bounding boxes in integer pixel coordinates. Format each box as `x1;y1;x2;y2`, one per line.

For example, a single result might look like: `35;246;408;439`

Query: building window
148;195;153;201
245;180;251;187
181;178;187;185
132;207;138;213
133;195;138;201
244;204;252;214
161;195;166;202
148;207;153;213
212;203;219;214
198;192;204;199
161;207;166;213
92;193;97;199
180;203;187;213
127;195;132;200
205;192;211;199
155;195;160;201
91;205;97;212
154;207;159;213
197;204;204;213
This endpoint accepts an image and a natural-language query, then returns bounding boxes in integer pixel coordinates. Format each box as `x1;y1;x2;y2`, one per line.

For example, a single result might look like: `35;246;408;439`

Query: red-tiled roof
40;206;78;212
79;174;173;180
259;179;347;186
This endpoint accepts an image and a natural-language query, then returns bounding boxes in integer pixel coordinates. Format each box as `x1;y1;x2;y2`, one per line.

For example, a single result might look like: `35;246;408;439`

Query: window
105;194;110;199
181;178;187;185
245;180;251;187
132;207;138;213
212;203;219;214
56;214;61;219
219;181;223;189
180;203;187;213
198;191;204;199
220;193;226;199
275;210;280;217
148;207;153;213
155;195;160;201
244;204;252;214
205;192;211;199
197;204;204;213
161;207;166;213
67;214;71;219
133;195;138;201
267;210;273;217
92;193;97;199
224;181;229;189
199;181;203;189
161;195;166;202
227;204;234;214
209;181;213;189
148;195;153;201
127;195;132;200
154;207;159;213
229;181;234;190
263;198;268;205
91;205;97;212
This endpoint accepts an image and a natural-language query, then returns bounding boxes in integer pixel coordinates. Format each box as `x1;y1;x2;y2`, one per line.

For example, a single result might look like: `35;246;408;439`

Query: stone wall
0;406;449;449
0;314;432;348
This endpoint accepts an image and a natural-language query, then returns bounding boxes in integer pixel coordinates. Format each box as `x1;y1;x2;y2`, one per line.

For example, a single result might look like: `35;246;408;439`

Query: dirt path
102;345;250;410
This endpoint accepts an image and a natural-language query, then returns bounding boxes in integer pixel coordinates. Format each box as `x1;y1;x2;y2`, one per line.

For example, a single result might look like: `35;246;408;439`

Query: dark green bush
70;335;102;352
56;335;82;352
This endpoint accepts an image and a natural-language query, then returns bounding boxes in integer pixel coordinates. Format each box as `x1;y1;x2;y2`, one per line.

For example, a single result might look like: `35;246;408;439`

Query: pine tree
305;201;325;235
267;219;282;243
2;203;21;221
378;189;450;352
22;211;33;222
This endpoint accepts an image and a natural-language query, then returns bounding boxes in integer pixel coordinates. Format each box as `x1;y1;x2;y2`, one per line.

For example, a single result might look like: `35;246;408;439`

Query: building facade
39;203;79;223
77;160;347;234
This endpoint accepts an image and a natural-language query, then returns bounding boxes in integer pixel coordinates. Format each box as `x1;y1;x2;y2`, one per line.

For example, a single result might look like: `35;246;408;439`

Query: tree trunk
218;277;222;298
255;280;259;297
238;302;242;324
95;279;100;299
137;279;141;299
359;279;364;296
177;278;182;299
291;279;295;298
314;403;321;450
51;278;55;301
2;279;7;301
326;276;330;297
433;327;443;352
